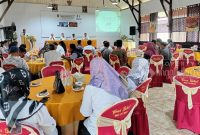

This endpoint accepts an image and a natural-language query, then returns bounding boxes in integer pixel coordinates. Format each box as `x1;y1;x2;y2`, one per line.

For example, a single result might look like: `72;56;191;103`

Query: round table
184;66;200;77
128;55;137;67
29;75;90;126
27;59;71;74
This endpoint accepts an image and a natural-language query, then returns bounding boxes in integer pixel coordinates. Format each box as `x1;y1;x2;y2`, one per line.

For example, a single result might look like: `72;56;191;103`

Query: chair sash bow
184;53;194;65
150;59;163;74
97;105;134;135
175;81;199;109
110;59;120;69
84;52;92;62
130;90;148;108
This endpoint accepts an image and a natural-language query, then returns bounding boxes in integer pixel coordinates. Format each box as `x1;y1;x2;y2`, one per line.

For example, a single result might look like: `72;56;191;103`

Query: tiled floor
147;82;196;135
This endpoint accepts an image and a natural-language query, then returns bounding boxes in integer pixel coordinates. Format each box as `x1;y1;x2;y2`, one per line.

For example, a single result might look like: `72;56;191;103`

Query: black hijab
0;68;42;134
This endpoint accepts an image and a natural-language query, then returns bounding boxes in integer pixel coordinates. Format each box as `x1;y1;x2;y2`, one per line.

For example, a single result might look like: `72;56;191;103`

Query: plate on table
36;90;49;98
30;82;41;87
73;84;84;92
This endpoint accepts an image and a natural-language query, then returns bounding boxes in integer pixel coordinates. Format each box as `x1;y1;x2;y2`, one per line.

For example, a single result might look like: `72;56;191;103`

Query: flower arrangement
26;35;36;42
121;35;128;41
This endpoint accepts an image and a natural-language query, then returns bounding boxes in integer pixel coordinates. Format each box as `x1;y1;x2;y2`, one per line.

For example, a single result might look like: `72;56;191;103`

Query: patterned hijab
127;57;149;84
0;68;42;134
89;58;128;99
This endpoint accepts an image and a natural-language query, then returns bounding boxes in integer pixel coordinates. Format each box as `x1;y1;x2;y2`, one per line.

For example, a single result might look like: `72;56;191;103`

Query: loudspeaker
130;26;136;35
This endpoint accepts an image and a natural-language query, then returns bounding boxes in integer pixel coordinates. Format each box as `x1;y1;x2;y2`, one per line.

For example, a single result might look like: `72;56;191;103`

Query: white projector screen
96;10;120;32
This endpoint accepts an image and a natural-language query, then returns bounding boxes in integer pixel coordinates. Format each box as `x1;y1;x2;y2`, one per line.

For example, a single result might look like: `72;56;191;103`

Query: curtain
186;4;200;42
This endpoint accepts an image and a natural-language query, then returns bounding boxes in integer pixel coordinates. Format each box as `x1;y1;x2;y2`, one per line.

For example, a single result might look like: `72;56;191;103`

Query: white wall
3;2;120;48
0;3;5;41
120;0;200;42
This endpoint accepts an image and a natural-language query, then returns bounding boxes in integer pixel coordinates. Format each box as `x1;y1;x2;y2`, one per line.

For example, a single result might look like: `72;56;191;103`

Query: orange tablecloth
27;59;71;74
29;75;90;126
128;55;137;67
45;40;97;50
184;66;200;77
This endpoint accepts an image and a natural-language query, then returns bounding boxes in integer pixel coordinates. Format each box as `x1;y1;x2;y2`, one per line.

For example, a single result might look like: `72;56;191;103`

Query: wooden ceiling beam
0;0;14;22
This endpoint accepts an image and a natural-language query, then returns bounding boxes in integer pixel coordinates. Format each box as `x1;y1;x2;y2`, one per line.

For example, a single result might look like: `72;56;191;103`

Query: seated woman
79;58;128;135
127;56;149;93
143;42;158;60
62;44;83;61
0;68;57;135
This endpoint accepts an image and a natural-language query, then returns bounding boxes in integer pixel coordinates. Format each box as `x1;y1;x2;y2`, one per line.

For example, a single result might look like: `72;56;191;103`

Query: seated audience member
0;40;9;54
101;41;112;63
111;40;127;66
111;41;117;50
44;44;62;66
60;33;66;40
158;42;172;67
156;38;162;53
127;56;149;93
77;40;83;54
100;41;113;52
38;43;49;57
82;33;89;40
0;68;57;135
49;33;56;40
63;44;82;61
151;40;156;45
83;40;95;54
8;41;18;50
3;46;29;70
144;42;158;60
79;58;128;135
19;46;27;58
167;39;175;48
54;42;65;56
59;41;67;54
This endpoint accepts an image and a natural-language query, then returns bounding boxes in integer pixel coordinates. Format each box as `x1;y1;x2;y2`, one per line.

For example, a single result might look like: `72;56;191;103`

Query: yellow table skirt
27;60;71;74
45;40;97;50
128;55;137;67
184;66;200;77
29;75;90;126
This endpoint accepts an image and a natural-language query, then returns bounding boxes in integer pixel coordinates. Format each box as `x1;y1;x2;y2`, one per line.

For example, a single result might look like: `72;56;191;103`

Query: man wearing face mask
2;46;29;70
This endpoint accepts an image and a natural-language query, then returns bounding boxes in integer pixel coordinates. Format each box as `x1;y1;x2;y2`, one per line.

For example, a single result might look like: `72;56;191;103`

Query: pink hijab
89;57;128;99
144;42;158;56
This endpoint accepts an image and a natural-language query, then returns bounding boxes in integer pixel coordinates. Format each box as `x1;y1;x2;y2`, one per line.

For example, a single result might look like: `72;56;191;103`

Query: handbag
54;71;65;94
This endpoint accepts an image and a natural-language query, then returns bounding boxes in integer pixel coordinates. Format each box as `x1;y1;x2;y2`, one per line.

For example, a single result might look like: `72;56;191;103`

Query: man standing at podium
20;29;27;44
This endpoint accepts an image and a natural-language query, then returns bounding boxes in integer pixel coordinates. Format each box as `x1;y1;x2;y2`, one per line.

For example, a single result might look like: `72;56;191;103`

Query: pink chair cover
71;57;84;74
83;50;93;74
41;65;65;77
149;55;163;87
170;48;176;53
179;49;197;72
3;64;16;71
117;66;130;76
2;53;8;59
173;75;200;133
97;98;138;135
109;54;121;71
49;61;64;66
0;122;40;135
129;78;152;135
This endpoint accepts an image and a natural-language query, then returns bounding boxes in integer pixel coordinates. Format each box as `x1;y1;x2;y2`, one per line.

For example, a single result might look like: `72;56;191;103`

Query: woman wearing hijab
144;42;158;60
127;57;149;93
0;68;57;135
79;58;128;135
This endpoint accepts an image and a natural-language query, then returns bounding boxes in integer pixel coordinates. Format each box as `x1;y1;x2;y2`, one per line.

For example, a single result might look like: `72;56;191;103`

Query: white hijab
127;57;149;84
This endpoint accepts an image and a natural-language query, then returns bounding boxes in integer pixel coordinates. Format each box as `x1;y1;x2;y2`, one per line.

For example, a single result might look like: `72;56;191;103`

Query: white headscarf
127;57;149;84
